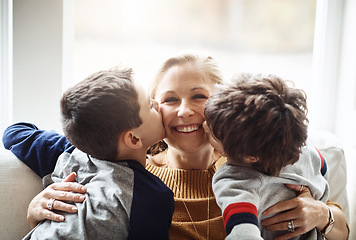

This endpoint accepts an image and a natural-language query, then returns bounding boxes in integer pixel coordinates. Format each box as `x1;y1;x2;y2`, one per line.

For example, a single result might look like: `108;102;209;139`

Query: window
73;0;316;93
0;0;12;138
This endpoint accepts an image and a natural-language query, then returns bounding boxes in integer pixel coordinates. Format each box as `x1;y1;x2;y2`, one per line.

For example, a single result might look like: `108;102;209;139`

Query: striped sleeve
223;202;258;234
315;147;327;176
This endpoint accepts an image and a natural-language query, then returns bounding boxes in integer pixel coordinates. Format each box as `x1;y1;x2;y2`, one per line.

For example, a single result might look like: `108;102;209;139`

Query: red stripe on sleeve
223;202;258;227
315;147;324;170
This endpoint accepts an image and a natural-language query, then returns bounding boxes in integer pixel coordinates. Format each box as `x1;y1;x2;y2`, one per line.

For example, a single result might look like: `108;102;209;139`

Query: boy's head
204;73;308;176
60;67;165;161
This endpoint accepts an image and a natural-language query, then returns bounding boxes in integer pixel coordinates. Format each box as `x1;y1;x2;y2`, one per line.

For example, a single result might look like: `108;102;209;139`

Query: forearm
322;203;349;240
2;122;73;177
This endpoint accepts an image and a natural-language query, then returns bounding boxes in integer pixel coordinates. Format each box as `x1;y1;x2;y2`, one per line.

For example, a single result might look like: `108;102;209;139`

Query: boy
18;67;174;239
203;73;329;239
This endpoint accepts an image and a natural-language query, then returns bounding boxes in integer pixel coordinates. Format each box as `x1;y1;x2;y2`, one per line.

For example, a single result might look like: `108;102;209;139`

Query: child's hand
27;172;87;228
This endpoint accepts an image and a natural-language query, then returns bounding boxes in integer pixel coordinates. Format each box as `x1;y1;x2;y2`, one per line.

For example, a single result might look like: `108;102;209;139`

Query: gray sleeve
213;164;263;240
26;201;130;240
213;164;263;211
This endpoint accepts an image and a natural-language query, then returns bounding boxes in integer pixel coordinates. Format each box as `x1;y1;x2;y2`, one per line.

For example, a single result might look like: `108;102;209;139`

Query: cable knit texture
146;156;227;240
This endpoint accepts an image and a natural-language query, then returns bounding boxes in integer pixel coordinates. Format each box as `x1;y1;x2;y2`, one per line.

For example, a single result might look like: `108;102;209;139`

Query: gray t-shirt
213;143;329;240
23;148;174;240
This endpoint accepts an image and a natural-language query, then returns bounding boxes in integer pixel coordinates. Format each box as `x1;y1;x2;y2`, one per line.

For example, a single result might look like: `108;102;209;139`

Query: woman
4;53;349;239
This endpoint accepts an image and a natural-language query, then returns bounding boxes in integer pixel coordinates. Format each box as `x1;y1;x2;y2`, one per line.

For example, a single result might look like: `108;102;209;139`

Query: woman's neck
166;145;215;170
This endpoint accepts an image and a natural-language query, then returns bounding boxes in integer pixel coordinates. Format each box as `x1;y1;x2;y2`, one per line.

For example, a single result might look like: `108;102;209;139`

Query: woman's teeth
176;125;199;133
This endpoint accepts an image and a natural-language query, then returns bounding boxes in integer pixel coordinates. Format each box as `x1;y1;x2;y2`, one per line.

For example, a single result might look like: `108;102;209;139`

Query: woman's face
154;64;215;153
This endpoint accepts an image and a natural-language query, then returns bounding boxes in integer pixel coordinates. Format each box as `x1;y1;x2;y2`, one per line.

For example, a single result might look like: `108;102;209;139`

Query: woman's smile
174;124;201;133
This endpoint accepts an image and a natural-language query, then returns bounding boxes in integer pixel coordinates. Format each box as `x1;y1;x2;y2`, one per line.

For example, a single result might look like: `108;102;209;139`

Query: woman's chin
166;134;210;152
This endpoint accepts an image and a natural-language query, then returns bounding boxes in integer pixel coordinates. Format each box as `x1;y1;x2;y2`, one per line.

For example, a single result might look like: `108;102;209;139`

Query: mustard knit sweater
146;156;227;240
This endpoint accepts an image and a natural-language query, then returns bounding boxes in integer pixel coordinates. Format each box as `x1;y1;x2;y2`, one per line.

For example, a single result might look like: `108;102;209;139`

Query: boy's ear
245;156;259;163
122;130;143;149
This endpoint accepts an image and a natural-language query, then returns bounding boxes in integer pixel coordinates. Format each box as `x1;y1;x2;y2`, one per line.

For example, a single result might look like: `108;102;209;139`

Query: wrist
316;202;330;231
320;206;335;237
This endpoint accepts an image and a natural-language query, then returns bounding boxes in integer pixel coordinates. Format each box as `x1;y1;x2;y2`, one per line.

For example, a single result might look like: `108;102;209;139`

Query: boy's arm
2;122;74;177
213;165;263;240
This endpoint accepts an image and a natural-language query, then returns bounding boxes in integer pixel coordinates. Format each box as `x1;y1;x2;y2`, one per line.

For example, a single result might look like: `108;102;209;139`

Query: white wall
309;0;343;133
310;0;356;236
0;0;12;139
334;0;356;148
11;0;73;133
334;0;356;238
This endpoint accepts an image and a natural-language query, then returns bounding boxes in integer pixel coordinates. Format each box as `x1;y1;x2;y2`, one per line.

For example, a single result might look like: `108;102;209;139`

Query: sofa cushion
0;148;42;239
308;130;350;222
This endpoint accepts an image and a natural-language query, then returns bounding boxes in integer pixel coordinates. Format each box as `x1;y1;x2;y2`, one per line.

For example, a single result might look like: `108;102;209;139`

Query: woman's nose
177;100;194;117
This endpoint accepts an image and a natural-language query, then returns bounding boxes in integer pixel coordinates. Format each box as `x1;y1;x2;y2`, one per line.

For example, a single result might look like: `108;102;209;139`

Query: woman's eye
162;97;179;103
192;94;208;99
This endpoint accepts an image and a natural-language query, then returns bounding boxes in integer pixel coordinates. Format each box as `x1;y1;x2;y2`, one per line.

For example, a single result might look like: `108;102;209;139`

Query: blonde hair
147;52;223;155
149;52;223;98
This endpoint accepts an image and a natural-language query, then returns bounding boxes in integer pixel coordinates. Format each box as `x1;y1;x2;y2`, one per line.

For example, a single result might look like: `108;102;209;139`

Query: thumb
62;172;77;182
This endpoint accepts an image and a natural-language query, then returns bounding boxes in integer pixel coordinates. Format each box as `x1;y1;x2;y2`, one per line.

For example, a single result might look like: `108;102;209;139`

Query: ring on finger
287;220;295;232
47;198;55;210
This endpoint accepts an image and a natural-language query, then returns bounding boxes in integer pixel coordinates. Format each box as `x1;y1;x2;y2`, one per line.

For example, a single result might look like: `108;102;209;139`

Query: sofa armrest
0;148;42;239
308;130;350;222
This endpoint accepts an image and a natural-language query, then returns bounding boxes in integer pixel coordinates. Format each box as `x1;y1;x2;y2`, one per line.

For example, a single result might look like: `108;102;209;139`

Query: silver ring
47;198;55;210
287;220;295;232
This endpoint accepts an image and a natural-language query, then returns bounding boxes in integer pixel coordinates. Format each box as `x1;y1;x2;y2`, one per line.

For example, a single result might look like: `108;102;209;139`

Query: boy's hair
205;73;308;176
60;67;142;161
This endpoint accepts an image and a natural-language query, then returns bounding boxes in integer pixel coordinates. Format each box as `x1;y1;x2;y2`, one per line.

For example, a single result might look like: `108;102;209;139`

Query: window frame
0;0;13;138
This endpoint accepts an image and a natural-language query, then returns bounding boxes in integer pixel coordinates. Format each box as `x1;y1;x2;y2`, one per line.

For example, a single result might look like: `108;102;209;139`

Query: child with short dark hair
21;67;174;239
204;73;329;239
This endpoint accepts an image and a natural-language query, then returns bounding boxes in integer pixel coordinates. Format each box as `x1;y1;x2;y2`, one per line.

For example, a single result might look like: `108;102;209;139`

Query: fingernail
58;216;65;221
81;186;87;192
72;206;78;212
79;195;85;201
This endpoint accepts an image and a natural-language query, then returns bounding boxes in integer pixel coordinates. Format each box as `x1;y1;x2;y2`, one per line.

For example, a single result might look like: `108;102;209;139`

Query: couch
0;131;350;239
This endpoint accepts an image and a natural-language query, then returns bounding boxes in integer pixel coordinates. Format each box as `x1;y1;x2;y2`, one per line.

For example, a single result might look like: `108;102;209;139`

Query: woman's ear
122;130;143;149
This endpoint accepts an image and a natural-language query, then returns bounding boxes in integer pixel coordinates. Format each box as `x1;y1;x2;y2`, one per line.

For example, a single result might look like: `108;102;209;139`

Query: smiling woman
1;0;354;239
153;64;215;160
143;52;349;240
145;52;227;239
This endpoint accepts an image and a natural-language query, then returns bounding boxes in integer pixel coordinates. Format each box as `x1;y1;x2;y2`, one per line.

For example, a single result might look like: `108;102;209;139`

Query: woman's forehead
156;79;213;96
157;66;214;91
